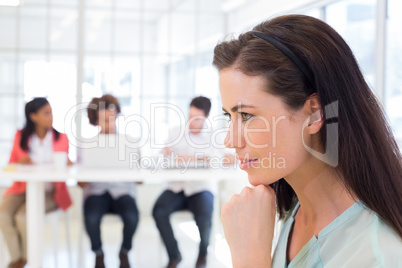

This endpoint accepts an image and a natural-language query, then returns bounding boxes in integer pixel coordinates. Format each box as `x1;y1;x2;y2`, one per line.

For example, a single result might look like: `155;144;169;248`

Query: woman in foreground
213;15;402;267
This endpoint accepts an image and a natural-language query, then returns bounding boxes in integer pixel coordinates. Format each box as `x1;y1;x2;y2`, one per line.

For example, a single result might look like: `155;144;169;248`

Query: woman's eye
240;112;253;121
223;112;232;122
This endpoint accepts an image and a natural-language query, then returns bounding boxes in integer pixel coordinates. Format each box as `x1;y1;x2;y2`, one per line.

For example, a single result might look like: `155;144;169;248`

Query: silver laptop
79;134;140;169
145;155;210;170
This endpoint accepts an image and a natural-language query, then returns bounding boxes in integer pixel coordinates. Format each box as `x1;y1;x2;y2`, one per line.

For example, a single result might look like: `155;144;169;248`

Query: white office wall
0;0;227;164
0;0;401;166
385;0;402;141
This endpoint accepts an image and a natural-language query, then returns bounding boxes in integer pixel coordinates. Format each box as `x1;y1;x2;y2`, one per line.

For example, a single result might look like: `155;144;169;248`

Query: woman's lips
238;158;258;170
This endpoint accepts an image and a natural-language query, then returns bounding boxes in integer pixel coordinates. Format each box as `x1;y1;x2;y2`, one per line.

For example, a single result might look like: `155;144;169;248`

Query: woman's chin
247;174;266;186
247;170;279;186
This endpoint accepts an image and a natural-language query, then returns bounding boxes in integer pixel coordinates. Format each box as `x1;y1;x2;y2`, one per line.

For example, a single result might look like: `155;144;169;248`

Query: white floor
0;181;250;268
1;214;232;268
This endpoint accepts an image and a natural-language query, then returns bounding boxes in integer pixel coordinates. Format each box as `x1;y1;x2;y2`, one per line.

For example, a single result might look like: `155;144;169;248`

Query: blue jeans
84;192;139;253
152;190;214;261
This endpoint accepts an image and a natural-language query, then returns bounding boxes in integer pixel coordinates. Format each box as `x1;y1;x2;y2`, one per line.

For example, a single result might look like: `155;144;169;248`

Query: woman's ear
305;94;323;134
29;112;38;123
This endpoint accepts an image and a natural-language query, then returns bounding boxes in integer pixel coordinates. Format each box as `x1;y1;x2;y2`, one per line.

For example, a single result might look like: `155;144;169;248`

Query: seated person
78;94;139;268
0;98;72;268
153;96;234;268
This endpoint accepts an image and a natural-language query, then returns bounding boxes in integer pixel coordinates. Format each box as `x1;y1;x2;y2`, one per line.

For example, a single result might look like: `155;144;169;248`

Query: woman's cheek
243;120;271;147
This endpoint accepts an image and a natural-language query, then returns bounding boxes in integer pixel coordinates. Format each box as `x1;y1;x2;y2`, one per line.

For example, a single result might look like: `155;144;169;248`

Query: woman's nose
224;120;244;149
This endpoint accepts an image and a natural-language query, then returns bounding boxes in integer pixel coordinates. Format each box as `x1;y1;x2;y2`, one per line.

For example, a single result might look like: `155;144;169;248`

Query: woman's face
97;108;117;134
30;103;53;129
219;68;314;186
188;106;207;134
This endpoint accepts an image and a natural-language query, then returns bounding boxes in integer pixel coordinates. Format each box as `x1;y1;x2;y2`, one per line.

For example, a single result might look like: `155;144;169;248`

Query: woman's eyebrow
222;104;256;113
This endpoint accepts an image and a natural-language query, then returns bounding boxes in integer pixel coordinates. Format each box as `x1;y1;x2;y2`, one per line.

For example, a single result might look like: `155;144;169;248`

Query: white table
0;165;247;268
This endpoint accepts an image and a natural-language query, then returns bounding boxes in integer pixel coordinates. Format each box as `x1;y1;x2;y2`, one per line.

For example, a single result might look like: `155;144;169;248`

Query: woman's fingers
18;156;33;165
221;185;276;267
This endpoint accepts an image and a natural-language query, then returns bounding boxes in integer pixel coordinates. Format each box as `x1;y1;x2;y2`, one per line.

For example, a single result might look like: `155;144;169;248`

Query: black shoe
195;255;207;268
119;250;131;268
167;256;182;268
95;253;105;268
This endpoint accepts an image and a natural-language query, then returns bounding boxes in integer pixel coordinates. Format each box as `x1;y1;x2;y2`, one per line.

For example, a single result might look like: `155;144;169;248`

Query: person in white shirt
153;96;228;268
78;95;139;268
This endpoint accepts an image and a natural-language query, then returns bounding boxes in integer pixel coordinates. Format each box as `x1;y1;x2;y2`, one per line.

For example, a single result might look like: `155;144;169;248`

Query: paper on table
2;165;16;171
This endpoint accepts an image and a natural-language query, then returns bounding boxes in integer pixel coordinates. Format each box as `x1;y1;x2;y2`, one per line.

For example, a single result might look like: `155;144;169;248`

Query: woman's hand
162;147;171;156
77;182;89;188
221;184;276;268
17;156;33;165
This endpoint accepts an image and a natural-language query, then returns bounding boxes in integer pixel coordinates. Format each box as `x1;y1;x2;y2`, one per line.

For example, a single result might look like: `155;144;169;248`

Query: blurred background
0;0;401;164
0;0;401;267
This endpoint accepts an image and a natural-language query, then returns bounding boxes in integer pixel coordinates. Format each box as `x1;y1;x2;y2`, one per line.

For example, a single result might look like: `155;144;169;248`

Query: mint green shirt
272;201;402;268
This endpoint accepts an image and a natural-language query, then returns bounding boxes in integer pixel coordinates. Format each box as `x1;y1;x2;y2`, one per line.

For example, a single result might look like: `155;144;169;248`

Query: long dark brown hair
213;15;402;238
21;97;59;152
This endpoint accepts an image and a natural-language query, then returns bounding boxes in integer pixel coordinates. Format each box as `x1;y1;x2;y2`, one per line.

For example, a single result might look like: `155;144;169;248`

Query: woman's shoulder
359;210;402;267
341;204;402;246
322;205;402;267
14;129;23;138
57;131;68;139
376;216;402;265
55;131;69;143
274;202;402;267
